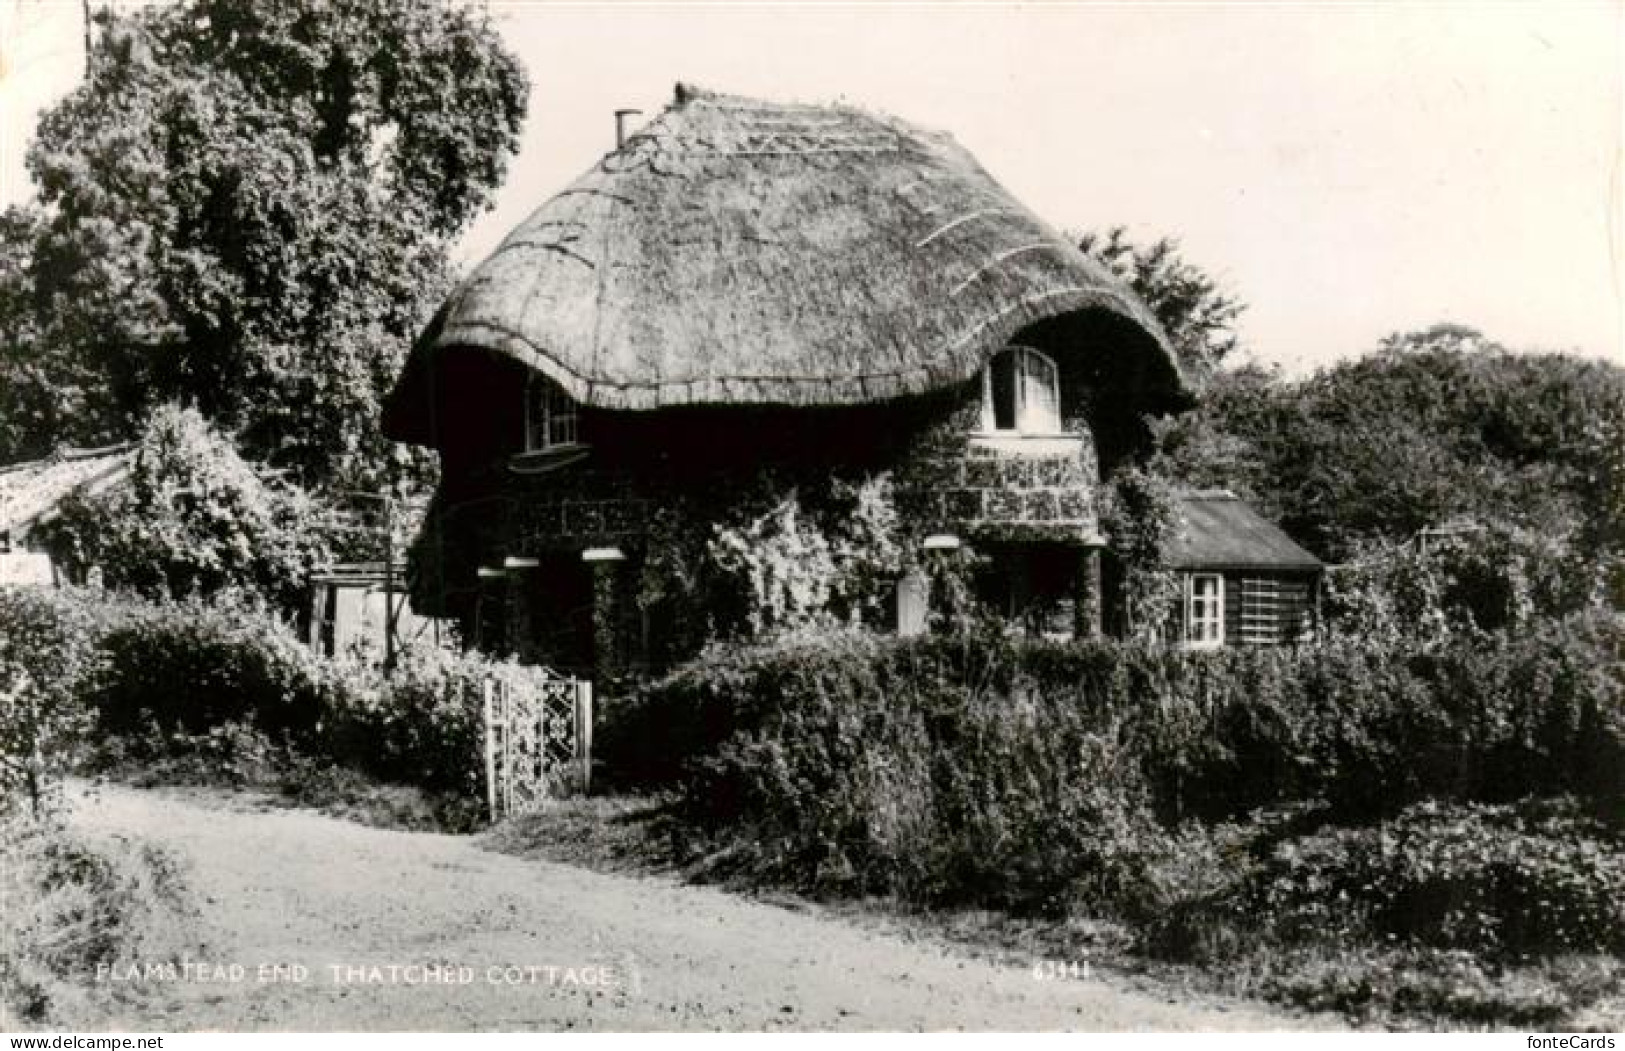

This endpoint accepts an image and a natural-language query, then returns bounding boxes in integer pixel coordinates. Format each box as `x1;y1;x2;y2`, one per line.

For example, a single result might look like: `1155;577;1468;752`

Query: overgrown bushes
617;617;1622;830
1323;522;1612;641
90;593;327;741
39;405;334;615
0;584;540;816
611;617;1625;955
602;620;1624;1023
318;645;539;797
1242;800;1625;958
0;588;108;816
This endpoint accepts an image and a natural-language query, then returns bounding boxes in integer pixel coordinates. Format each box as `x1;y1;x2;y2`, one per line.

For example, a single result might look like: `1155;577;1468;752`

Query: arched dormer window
981;346;1061;435
525;374;580;452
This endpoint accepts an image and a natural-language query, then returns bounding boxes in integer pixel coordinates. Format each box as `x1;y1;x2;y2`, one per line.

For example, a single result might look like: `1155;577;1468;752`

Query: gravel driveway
67;782;1334;1032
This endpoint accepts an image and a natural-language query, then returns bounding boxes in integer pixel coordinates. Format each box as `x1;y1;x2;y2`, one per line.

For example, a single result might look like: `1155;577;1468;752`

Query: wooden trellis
482;671;593;820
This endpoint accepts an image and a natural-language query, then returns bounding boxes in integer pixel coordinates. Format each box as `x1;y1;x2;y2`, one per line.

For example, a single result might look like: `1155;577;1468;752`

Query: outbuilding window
982;346;1061;435
1184;573;1225;649
525;375;580;452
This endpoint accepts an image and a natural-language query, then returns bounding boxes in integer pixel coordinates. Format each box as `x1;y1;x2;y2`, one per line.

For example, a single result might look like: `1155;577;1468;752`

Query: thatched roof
385;85;1186;443
0;444;134;537
1168;490;1323;572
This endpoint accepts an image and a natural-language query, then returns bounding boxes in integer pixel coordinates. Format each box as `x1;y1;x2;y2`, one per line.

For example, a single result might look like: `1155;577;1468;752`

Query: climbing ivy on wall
705;474;910;639
1099;466;1182;641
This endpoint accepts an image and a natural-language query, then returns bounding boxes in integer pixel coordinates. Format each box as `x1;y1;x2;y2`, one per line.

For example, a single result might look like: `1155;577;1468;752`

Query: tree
1077;226;1246;381
0;206;64;461
1188;327;1625;564
41;404;334;614
1;0;527;492
1145;362;1282;504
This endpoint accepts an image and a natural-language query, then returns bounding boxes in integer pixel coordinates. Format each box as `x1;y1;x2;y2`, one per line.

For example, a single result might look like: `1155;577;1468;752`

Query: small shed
308;561;452;659
0;444;134;586
1166;489;1323;648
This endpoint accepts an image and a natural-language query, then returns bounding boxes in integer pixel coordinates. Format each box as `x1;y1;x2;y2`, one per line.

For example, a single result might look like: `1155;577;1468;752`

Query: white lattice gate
482;671;593;819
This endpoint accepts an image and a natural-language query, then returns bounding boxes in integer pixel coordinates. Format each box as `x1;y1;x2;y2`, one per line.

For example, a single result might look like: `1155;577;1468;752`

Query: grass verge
0;819;205;1029
81;725;487;835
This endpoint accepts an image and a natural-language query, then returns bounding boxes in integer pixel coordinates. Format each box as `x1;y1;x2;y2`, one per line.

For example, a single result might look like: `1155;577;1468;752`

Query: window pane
1018;350;1060;432
1188;575;1223;644
990;354;1017;430
547;385;578;446
525;380;546;450
526;378;579;450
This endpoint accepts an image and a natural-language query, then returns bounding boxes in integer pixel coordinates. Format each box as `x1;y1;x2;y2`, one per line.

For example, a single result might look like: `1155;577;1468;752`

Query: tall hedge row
606;618;1622;911
0;586;544;800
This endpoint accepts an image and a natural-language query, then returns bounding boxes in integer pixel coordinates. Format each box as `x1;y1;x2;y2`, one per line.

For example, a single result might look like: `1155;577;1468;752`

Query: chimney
614;109;642;149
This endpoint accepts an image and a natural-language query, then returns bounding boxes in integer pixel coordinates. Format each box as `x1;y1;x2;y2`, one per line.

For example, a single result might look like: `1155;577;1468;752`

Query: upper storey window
525;375;580;452
981;347;1061;435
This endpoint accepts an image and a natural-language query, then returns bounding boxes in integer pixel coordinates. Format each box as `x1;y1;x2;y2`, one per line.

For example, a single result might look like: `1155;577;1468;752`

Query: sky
2;1;1621;374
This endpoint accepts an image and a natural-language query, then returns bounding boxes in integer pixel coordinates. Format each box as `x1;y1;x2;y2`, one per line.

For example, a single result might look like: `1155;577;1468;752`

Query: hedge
0;586;551;802
604;616;1623;913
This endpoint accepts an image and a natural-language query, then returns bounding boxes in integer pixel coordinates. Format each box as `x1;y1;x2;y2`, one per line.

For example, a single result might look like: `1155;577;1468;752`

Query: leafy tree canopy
1;0;527;491
41;403;334;614
1153;323;1625;569
1078;226;1246;381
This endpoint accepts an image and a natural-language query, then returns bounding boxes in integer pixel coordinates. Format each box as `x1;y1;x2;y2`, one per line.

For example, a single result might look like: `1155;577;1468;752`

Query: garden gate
481;671;592;820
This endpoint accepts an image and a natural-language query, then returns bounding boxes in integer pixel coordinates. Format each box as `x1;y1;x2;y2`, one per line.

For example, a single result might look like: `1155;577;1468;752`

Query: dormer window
982;346;1061;435
512;375;589;473
525;374;580;452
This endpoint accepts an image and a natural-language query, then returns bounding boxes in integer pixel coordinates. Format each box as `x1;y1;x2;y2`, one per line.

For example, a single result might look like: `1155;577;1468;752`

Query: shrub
620;614;1622;821
1098;466;1182;641
1324;522;1609;643
2;586;522;813
88;592;326;742
1249;946;1615;1029
84;721;291;790
318;646;530;797
85;595;541;804
0;587;111;816
1244;800;1625;959
635;634;1172;915
39;404;333;615
705;475;908;640
613;615;1623;919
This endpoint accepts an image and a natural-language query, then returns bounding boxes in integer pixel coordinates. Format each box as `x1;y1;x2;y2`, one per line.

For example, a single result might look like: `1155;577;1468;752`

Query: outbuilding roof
384;84;1187;443
0;444;134;538
1168;490;1323;572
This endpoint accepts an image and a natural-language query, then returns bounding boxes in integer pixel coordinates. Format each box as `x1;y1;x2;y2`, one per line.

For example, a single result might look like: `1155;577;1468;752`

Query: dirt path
67;782;1335;1032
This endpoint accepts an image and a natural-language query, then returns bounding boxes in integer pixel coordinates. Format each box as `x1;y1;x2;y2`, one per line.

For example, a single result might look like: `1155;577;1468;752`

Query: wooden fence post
576;679;593;794
500;680;514;817
482;678;498;821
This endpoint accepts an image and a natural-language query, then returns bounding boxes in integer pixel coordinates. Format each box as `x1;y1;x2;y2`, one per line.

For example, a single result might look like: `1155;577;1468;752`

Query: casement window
525;375;580;452
1184;573;1225;649
982;346;1061;435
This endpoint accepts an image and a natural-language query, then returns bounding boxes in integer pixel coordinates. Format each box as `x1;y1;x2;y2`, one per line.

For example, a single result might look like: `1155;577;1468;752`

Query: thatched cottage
384;85;1200;677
